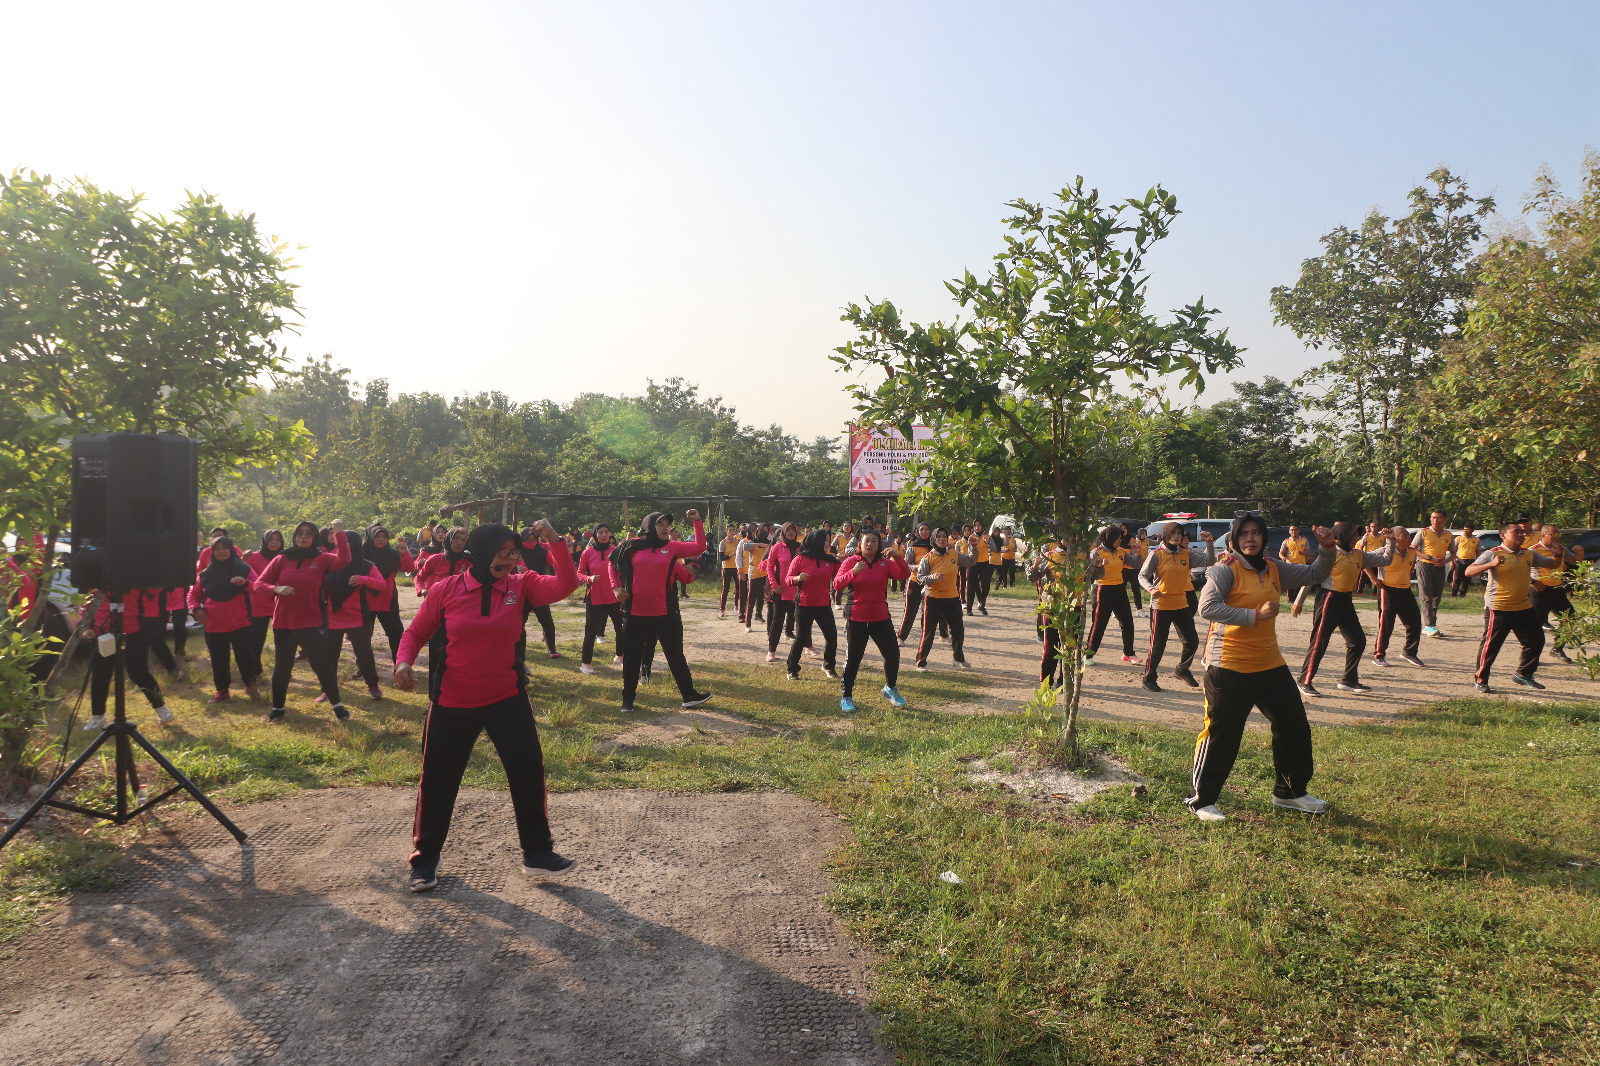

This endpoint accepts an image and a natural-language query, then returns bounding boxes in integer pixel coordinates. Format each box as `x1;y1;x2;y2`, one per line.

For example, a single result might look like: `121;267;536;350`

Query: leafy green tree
0;170;307;535
1435;152;1600;526
1270;168;1494;522
835;179;1241;745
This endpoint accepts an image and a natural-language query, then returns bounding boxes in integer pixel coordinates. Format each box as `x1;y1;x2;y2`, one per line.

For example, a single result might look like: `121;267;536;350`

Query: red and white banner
847;424;937;494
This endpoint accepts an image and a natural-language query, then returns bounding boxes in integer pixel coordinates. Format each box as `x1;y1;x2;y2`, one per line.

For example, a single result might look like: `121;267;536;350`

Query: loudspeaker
70;434;199;592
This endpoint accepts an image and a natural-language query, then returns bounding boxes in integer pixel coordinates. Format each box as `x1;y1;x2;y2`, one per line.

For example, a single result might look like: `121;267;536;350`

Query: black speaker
70;434;199;592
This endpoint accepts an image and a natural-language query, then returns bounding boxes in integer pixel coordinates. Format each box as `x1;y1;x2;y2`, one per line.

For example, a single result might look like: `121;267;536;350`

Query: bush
0;601;56;794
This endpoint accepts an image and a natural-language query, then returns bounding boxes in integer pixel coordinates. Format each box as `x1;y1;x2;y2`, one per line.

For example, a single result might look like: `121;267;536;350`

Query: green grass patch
3;617;1597;1062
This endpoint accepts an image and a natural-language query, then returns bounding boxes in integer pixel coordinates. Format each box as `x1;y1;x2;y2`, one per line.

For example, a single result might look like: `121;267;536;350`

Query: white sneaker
85;714;107;731
155;705;174;724
612;655;624;665
956;660;973;670
1193;804;1226;822
744;625;752;633
765;651;777;663
1135;609;1148;619
579;663;595;675
1272;793;1330;814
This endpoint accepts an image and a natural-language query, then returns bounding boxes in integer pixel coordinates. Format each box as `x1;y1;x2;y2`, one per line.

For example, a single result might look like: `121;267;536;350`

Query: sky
4;1;1597;444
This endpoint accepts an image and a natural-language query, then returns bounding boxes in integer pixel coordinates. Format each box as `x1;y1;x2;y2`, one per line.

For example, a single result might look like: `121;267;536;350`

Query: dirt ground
3;577;1591;1065
0;788;888;1066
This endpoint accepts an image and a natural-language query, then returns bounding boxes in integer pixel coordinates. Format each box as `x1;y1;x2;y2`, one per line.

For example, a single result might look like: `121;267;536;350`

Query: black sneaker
1400;652;1426;668
1473;681;1491;694
1552;648;1573;663
979;607;988;616
267;707;286;722
1512;674;1546;690
1141;678;1161;693
1336;681;1371;695
1296;680;1320;698
332;704;351;722
822;667;839;680
1175;670;1200;689
786;672;801;681
409;857;439;892
681;692;712;709
521;850;577;879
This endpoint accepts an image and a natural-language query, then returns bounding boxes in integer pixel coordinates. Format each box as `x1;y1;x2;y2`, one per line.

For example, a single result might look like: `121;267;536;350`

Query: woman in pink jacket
611;510;709;714
319;530;391;701
833;530;911;712
576;524;623;674
190;537;263;703
783;530;839;680
254;519;350;722
763;521;806;663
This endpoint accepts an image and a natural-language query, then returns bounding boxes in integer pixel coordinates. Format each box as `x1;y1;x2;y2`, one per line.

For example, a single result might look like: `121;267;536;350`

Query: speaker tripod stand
0;604;246;852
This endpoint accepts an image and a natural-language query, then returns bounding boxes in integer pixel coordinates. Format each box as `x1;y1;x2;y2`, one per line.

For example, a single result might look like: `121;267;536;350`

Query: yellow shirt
1360;533;1386;552
1455;536;1480;560
744;542;769;579
923;548;962;599
1093;546;1132;586
1533;539;1568;588
1327;549;1365;593
1482;547;1538;612
1281;537;1309;565
721;535;741;569
831;532;851;557
1150;548;1195;611
971;536;991;564
1380;546;1416;589
1001;537;1017;561
1203;558;1285;673
1416;528;1453;565
908;543;932;567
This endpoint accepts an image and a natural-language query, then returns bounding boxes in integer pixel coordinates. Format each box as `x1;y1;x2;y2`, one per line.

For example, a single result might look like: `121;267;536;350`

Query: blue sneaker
881;686;907;708
839;696;857;713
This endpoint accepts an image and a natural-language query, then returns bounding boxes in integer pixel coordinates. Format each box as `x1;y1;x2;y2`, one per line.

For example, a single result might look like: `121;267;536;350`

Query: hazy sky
5;1;1597;443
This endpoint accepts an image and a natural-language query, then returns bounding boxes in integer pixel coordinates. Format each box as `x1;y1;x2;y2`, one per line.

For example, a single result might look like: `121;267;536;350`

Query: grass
3;595;1598;1064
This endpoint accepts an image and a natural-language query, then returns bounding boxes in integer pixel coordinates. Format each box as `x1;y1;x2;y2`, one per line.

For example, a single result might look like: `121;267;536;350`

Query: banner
847;424;937;494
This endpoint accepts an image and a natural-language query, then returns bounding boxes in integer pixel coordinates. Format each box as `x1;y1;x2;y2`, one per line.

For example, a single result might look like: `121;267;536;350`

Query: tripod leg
126;729;248;843
0;728;113;851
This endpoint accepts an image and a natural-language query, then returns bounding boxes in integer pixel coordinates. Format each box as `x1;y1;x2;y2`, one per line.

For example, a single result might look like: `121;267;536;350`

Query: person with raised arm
611;509;711;714
254;519;351;722
1465;521;1566;692
394;520;580;892
1137;523;1215;693
833;529;911;711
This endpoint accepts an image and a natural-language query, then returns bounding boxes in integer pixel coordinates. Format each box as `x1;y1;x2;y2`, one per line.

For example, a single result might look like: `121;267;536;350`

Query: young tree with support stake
833;178;1241;747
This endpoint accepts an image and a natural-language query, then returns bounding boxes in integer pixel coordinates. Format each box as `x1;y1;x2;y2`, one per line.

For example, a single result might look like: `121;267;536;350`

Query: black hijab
327;531;373;613
282;521;323;562
1230;514;1270;572
613;512;670;598
519;528;552;575
200;538;253;603
466;523;520;615
366;524;402;579
798;528;835;563
442;526;469;566
259;528;285;562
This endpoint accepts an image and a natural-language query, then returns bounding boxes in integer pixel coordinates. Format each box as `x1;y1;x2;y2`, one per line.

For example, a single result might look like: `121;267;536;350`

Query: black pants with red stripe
742;577;767;626
1475;607;1542;685
720;568;738;612
1533;585;1574;649
916;597;965;665
411;693;552;866
1301;588;1364;687
1187;664;1313;811
1144;605;1198;682
1041;627;1065;684
898;582;926;643
964;562;991;612
1374;585;1421;659
1088;582;1134;658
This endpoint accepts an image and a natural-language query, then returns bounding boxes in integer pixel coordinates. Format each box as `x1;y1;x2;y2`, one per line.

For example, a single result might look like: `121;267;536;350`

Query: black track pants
271;626;341;708
1187;664;1313;811
1123;570;1143;611
205;627;259;693
325;625;380;687
964;562;991;612
622;613;696;706
1300;588;1364;687
1088;582;1135;657
1534;585;1575;650
720;569;738;612
91;626;165;715
530;603;557;655
249;616;272;668
1475;607;1543;685
1450;560;1471;597
411;693;551;865
365;607;405;661
842;619;898;698
1041;627;1064;684
786;605;838;673
898;582;926;642
768;599;806;654
138;616;178;673
915;597;965;665
742;577;767;625
1375;585;1421;659
169;608;190;656
1144;605;1198;681
582;601;625;664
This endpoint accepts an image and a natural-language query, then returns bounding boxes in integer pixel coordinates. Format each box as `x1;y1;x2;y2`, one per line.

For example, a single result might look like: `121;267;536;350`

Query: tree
1435;152;1600;525
834;179;1241;745
1270;168;1494;522
0;171;307;532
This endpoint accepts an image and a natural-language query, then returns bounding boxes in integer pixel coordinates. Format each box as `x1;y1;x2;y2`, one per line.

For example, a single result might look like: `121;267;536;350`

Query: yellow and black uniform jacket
1379;544;1417;589
1412;527;1454;567
1279;536;1309;565
1138;541;1216;611
1473;546;1561;612
1198;550;1336;672
1320;543;1394;593
1455;535;1481;561
720;535;742;570
1089;546;1140;586
915;544;972;599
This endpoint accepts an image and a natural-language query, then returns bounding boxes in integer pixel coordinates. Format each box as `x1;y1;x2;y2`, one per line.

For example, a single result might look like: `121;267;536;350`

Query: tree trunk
1053;473;1084;750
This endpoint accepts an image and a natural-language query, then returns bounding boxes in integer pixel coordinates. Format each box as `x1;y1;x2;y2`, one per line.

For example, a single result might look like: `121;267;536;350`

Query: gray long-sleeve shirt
1198;550;1336;628
1137;543;1216;592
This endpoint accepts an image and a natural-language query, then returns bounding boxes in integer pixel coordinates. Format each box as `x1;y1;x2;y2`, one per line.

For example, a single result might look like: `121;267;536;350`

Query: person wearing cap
1188;514;1337;823
394;519;580;892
